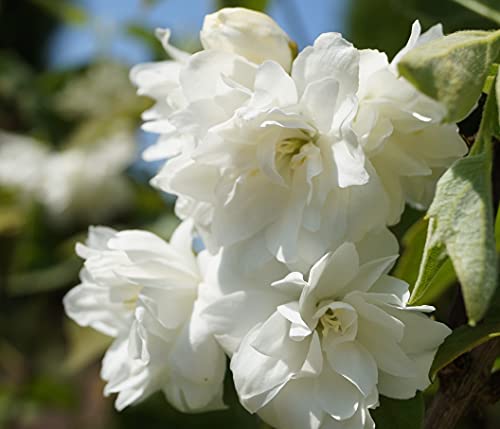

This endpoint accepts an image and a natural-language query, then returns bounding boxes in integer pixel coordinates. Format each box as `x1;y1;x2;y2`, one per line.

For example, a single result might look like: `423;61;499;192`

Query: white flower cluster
64;8;467;429
0;130;134;223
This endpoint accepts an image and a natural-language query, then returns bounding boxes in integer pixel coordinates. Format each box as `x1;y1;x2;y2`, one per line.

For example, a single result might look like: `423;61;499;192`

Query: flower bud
200;7;296;72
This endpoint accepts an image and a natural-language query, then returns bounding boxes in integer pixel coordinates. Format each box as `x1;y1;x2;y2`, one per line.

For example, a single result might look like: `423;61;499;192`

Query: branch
424;337;500;429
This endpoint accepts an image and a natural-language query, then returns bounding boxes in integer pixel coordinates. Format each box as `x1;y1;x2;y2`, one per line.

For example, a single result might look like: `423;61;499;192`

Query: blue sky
48;0;349;68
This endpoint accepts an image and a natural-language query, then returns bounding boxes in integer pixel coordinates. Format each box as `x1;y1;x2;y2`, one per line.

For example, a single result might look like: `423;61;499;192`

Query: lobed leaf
398;29;500;122
410;77;498;324
428;160;500;378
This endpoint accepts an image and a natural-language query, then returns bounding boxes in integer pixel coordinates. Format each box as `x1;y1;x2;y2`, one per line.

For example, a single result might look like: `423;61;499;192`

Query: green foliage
398;29;500;122
7;256;82;296
0;206;25;235
372;393;424;429
347;0;497;59
409;79;498;324
394;219;428;286
1;1;499;428
497;67;500;127
396;219;456;304
418;82;500;378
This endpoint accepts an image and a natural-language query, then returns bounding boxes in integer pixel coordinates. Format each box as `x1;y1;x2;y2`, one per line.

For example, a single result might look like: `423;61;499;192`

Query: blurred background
0;0;498;428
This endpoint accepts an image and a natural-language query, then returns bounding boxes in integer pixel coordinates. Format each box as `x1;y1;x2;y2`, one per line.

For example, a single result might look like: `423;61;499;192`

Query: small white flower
355;21;468;223
200;7;296;72
130;26;258;165
130;28;190;163
0;130;134;224
41;132;134;223
203;229;450;429
0;131;50;196
63;220;226;412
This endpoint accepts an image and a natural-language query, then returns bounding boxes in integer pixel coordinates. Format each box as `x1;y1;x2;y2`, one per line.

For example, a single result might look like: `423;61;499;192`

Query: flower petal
326;341;378;396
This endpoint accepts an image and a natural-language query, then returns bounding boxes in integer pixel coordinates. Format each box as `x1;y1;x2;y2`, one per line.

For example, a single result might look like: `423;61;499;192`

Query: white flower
40;131;134;223
0;130;134;224
200;7;296;72
130;28;189;155
203;229;450;429
153;33;390;270
63;220;226;412
130;26;258;165
354;21;468;223
0;131;50;196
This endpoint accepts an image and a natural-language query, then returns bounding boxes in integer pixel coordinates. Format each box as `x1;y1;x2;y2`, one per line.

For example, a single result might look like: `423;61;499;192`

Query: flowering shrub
62;7;500;429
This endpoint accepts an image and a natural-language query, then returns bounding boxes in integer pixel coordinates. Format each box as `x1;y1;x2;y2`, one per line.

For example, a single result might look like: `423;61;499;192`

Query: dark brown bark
424;338;500;429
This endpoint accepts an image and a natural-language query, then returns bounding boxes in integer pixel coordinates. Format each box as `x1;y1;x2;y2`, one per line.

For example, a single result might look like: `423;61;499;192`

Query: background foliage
0;0;498;428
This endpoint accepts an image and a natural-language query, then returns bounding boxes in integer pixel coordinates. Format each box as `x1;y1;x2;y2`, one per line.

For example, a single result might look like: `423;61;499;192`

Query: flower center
275;129;318;171
276;136;308;157
124;296;138;310
319;308;343;337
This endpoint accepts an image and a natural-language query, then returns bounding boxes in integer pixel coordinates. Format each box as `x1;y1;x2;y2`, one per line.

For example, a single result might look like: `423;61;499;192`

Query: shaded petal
326;341;378;396
63;279;130;337
315;366;360;420
277;301;314;340
258;378;324;429
231;326;297;412
357;318;415;378
342;255;398;295
251;311;292;356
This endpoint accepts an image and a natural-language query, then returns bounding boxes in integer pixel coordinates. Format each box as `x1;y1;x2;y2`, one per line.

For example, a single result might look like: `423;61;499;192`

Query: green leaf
408;220;458;306
431;271;500;379
483;63;499;94
398;29;500;122
28;376;77;409
497;68;500;129
372;393;424;429
452;0;500;26
394;219;428;287
216;0;269;12
63;320;112;374
410;79;498;324
396;219;457;305
496;204;500;253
